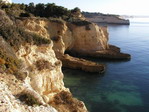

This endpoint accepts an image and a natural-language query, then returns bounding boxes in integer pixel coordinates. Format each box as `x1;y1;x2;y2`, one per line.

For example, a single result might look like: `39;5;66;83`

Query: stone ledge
60;54;105;73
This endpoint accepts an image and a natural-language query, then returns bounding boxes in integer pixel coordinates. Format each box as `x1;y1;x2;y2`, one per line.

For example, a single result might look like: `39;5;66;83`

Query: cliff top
82;11;130;25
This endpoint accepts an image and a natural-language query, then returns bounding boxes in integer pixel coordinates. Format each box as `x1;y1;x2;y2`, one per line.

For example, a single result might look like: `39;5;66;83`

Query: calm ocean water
63;19;149;112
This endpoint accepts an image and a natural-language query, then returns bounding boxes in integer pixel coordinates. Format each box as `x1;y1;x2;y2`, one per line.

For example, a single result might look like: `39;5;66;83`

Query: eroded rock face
16;43;67;101
69;23;109;53
15;43;88;112
0;80;57;112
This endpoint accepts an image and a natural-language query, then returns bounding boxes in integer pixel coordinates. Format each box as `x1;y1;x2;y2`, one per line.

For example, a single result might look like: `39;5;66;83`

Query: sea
63;18;149;112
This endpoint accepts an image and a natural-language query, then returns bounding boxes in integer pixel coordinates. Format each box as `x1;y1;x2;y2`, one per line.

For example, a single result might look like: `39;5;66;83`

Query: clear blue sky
13;0;149;16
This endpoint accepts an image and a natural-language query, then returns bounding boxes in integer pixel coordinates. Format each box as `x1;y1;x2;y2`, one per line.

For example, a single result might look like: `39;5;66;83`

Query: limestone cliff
17;17;130;61
0;10;87;112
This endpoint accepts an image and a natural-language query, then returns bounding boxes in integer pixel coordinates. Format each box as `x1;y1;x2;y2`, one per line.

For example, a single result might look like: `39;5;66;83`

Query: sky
13;0;149;16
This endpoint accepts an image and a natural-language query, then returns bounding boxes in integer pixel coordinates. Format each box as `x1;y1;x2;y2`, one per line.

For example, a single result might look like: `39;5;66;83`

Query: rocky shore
0;3;131;112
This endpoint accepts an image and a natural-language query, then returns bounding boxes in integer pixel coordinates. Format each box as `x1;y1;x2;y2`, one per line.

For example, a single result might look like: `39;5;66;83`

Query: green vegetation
0;2;90;26
68;18;91;26
0;2;71;18
0;2;27;17
48;17;65;24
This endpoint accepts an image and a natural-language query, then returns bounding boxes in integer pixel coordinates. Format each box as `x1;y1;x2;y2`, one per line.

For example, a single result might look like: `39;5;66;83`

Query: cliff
83;12;130;25
0;3;130;112
0;10;87;112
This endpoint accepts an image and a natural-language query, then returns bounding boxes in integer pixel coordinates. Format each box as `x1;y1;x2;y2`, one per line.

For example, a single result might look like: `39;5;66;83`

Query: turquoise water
63;22;149;112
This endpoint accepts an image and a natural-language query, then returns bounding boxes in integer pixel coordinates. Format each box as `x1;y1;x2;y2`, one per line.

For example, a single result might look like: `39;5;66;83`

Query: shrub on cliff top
25;3;71;18
68;18;91;26
0;3;26;17
48;17;65;24
0;2;83;21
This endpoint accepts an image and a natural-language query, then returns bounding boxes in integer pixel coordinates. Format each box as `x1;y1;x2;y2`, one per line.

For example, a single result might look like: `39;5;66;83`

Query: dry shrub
35;59;54;71
51;91;84;112
18;93;41;106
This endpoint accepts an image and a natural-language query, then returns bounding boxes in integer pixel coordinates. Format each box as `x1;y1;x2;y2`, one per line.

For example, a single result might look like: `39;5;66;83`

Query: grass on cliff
68;18;91;26
0;47;26;79
0;25;51;51
18;93;41;106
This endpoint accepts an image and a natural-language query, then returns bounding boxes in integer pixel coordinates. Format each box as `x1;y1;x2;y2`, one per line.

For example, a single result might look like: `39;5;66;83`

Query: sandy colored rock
69;23;109;53
61;54;105;73
0;79;57;112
